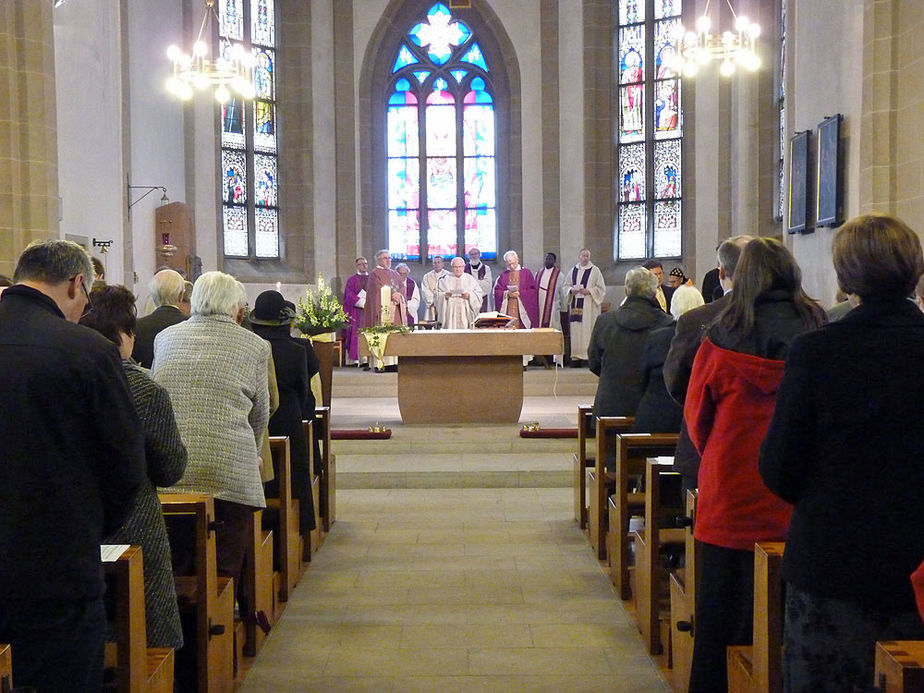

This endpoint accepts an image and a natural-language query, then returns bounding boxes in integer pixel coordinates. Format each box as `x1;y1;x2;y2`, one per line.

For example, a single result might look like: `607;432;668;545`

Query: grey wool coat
107;361;187;649
152;313;271;508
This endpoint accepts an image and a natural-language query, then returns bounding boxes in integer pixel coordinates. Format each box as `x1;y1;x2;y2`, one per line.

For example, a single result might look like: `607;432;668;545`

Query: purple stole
537;266;561;327
404;277;416;325
465;262;488;312
569;266;592;323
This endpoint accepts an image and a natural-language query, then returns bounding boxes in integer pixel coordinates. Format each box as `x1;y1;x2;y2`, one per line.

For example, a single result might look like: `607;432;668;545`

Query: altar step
330;367;592;490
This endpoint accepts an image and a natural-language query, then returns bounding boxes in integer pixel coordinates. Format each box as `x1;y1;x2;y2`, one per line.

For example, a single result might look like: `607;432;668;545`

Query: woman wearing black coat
251;291;318;534
760;214;924;692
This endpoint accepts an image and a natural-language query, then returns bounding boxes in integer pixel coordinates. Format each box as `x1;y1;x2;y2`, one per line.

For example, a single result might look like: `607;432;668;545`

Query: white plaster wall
559;0;585;267
53;0;125;282
787;0;864;307
351;0;544;267
127;0;188;304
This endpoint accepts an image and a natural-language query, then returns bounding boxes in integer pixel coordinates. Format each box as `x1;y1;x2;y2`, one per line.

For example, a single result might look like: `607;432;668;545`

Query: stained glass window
387;3;497;261
615;0;683;260
219;0;279;259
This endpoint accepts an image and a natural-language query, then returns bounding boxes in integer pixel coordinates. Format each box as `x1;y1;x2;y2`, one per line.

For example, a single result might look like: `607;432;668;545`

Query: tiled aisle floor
240;487;670;692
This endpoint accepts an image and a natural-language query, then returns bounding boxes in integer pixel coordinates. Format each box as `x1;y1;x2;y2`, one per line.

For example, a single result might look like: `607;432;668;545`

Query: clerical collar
470;261;481;268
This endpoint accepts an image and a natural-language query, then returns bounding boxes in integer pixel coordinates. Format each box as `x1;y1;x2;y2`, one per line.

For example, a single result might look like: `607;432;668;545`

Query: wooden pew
160;493;235;693
242;510;275;657
669;489;698;693
103;545;174;692
266;436;301;603
573;405;595;528
586;416;636;556
632;459;685;657
0;644;12;691
301;418;320;562
315;406;335;533
875;641;924;692
593;430;679;599
726;542;785;693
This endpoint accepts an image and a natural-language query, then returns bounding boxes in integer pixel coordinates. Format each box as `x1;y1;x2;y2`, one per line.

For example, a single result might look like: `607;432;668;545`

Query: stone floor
239;366;671;691
240;488;670;692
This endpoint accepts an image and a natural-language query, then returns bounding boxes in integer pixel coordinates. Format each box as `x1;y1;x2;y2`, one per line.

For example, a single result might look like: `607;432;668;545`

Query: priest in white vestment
420;255;450;323
436;257;485;329
562;248;606;365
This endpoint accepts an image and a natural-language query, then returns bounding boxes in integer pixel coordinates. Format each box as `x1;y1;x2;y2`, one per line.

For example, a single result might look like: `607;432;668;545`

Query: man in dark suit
133;268;189;368
643;259;675;313
663;235;752;492
0;239;146;691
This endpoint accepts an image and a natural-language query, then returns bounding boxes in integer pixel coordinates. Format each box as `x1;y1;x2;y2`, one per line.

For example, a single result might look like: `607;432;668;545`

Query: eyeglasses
76;276;93;318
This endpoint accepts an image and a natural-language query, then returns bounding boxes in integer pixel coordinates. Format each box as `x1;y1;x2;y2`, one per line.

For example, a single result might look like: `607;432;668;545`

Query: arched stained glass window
219;0;280;259
387;2;497;261
615;0;683;260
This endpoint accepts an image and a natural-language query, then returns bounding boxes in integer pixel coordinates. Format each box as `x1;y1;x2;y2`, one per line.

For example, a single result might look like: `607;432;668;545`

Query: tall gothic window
386;2;498;261
219;0;280;259
615;0;683;260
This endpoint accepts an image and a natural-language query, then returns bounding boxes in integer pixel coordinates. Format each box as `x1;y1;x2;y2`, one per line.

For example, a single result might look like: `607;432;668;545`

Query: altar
359;329;564;424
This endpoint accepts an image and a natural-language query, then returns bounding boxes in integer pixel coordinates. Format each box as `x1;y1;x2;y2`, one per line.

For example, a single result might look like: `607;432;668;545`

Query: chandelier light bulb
735;16;750;32
747;23;762;39
193;40;208;57
719;59;736;77
695;15;711;34
682;61;700;78
215;84;231;103
167;45;181;61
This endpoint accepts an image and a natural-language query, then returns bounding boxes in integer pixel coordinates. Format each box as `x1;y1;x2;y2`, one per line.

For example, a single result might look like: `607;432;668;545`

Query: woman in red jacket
684;238;825;692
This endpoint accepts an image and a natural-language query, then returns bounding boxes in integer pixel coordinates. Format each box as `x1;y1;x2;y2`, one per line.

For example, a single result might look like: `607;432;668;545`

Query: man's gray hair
716;234;754;281
13;239;94;289
625;266;658;298
395;262;410;272
503;250;518;263
190;271;245;318
375;249;390;262
149;269;186;307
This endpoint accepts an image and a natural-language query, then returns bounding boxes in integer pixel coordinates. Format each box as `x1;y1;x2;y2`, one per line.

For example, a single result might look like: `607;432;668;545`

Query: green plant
295;275;350;335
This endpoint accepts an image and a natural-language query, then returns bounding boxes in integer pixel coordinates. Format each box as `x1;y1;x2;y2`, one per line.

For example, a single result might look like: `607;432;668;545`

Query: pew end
668;489;698;693
726;541;785;693
598;432;679;600
160;493;235;693
266;436;302;602
632;460;685;657
874;640;924;693
102;545;175;692
588;417;636;558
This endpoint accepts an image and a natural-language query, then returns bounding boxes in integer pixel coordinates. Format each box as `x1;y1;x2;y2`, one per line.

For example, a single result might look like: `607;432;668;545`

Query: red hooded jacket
685;337;792;550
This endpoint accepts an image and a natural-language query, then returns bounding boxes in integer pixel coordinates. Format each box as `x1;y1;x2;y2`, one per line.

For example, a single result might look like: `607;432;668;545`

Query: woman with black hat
250;290;318;535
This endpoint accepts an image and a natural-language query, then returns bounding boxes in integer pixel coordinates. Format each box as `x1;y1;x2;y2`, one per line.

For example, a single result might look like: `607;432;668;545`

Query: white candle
380;285;392;325
275;281;281;293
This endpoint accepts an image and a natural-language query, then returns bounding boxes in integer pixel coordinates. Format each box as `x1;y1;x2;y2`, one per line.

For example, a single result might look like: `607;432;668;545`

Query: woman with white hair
588;266;674;425
151;271;270;624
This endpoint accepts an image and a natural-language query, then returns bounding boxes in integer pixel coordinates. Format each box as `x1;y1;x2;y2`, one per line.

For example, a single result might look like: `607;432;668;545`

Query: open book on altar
473;311;517;329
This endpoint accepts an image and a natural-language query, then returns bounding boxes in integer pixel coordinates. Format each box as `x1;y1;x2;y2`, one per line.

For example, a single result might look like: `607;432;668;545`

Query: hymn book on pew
100;544;130;562
473;311;516;328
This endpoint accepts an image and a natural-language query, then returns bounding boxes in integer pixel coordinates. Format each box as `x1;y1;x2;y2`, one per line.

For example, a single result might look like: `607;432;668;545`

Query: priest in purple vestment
343;257;368;364
493;250;539;329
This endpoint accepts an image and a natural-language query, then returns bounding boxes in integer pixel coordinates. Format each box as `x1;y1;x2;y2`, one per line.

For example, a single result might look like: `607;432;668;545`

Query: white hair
191;271;245;318
148;269;186;307
670;284;706;319
503;250;518;263
624;266;658;298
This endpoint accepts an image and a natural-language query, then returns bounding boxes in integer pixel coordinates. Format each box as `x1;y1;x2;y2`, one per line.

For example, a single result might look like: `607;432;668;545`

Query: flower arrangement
295;275;350;336
359;324;411;370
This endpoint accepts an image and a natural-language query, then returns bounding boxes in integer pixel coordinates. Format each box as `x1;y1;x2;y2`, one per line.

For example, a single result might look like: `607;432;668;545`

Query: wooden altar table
360;329;563;424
